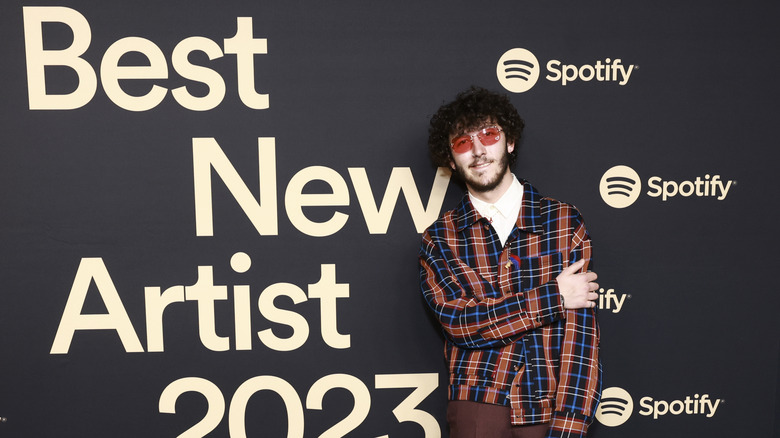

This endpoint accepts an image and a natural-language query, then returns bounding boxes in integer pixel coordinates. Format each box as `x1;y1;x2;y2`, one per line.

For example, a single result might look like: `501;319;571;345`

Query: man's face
448;123;515;196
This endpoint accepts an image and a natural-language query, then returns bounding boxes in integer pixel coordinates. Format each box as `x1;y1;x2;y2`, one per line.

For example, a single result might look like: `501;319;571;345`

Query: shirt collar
455;177;544;234
468;174;524;221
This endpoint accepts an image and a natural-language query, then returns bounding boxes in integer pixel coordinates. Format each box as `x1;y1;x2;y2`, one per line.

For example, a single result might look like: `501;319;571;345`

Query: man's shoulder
420;193;472;243
522;182;585;229
533;194;587;234
538;195;580;214
423;206;460;235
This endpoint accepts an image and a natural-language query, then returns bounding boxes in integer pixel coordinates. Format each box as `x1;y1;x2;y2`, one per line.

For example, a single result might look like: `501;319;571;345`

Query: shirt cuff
545;411;591;438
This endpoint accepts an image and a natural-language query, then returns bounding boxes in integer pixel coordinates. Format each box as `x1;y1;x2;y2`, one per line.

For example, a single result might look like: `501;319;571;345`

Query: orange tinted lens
451;136;472;153
477;127;501;146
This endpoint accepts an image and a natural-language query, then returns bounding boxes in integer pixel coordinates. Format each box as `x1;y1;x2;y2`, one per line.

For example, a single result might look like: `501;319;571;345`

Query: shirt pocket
511;252;565;293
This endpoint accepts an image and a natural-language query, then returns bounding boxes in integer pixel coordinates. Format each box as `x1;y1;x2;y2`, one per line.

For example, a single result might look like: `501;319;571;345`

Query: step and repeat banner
1;1;778;437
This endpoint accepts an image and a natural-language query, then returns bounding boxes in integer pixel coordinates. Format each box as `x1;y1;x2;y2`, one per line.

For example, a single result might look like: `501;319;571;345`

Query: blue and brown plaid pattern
419;181;601;437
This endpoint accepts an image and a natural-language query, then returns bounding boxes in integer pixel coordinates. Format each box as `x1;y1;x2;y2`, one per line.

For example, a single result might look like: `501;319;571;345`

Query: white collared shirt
469;175;524;246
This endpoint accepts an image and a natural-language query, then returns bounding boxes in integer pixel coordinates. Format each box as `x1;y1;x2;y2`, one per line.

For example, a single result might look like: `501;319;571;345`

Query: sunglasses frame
449;125;504;153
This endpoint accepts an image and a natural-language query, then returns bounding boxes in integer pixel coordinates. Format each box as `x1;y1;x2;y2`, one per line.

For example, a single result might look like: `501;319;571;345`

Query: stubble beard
454;151;511;194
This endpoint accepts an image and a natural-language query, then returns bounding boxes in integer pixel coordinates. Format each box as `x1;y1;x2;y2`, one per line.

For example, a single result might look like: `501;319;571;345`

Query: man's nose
471;136;487;156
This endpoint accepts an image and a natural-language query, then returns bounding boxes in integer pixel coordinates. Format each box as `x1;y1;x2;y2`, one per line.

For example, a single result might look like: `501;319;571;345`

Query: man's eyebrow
451;122;496;137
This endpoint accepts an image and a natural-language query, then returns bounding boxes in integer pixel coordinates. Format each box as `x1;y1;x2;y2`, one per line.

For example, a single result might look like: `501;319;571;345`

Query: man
419;86;601;438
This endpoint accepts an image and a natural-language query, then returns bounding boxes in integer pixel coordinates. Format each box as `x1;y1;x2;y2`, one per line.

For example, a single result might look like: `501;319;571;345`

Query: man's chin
467;180;502;193
453;155;511;194
463;172;504;193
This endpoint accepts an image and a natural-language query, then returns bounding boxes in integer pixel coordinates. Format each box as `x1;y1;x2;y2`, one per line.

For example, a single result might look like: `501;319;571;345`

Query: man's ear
507;142;515;154
449;159;456;170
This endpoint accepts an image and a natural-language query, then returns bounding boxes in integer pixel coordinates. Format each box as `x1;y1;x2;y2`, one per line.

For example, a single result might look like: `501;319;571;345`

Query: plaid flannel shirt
419;181;601;438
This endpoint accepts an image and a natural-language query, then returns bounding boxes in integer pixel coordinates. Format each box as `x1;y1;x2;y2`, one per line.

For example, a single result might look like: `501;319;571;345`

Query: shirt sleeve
419;229;566;349
545;411;591;438
553;217;602;424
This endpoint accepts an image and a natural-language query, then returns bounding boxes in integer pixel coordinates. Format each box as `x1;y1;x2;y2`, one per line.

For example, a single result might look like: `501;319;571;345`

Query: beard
453;150;511;194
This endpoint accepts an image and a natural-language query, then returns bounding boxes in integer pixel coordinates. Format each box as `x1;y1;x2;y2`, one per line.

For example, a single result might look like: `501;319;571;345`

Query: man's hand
556;259;599;309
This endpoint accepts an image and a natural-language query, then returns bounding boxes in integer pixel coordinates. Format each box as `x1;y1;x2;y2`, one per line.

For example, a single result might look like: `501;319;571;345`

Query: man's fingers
558;260;601;310
561;259;586;275
586;271;598;282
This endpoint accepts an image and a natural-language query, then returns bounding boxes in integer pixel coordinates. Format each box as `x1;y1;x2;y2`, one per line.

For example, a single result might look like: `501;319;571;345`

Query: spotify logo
600;165;735;208
497;48;637;93
496;48;540;93
599;165;641;208
596;387;634;427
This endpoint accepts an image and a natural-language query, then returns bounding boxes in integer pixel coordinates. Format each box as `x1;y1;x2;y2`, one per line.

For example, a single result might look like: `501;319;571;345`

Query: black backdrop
1;1;779;437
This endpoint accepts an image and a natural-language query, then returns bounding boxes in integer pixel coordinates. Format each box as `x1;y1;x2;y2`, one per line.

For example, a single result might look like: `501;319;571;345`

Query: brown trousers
447;401;550;438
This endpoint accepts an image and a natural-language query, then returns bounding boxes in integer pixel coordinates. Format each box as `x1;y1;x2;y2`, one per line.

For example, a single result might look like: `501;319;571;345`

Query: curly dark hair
428;86;525;168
